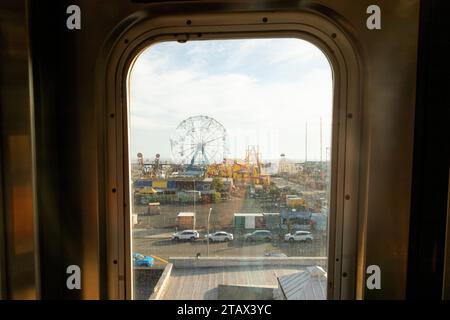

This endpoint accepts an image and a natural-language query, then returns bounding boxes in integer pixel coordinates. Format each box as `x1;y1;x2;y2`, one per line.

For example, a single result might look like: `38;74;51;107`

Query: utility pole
326;147;330;179
305;121;308;164
193;178;196;215
320;118;323;164
207;208;212;257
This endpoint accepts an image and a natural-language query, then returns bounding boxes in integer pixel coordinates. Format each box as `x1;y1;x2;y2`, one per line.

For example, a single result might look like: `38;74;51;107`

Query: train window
128;38;333;300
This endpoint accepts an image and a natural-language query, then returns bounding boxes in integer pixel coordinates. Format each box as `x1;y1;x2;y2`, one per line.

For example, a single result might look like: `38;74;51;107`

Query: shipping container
134;179;152;188
281;208;311;220
167;180;177;189
263;213;281;229
234;213;264;229
287;197;305;207
234;215;246;229
152;180;168;189
245;215;255;229
255;215;266;229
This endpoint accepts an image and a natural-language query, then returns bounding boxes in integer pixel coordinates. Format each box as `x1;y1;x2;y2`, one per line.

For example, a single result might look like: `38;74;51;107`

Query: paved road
132;178;328;267
133;234;327;267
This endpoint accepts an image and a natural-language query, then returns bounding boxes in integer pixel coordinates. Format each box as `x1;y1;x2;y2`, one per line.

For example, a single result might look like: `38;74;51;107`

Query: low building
177;212;196;230
234;213;265;229
263;213;281;229
311;212;328;231
147;202;161;216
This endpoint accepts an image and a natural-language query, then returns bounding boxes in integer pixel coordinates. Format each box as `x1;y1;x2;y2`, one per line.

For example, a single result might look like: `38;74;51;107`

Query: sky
129;38;333;163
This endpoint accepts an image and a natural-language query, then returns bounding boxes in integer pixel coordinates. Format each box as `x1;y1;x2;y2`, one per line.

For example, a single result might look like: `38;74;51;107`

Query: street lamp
207;207;212;257
193;178;196;214
325;147;330;173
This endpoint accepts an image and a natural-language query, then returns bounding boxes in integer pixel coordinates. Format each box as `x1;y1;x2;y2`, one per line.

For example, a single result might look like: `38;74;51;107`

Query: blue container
167;180;177;189
134;180;152;188
281;208;311;219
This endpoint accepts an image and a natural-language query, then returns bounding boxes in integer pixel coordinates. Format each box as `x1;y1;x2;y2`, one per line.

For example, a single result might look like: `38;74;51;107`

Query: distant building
177;212;196;229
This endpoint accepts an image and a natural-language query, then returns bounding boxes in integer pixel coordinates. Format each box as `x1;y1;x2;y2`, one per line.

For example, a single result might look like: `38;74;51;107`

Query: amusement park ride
170;115;228;167
133;115;270;186
205;145;270;186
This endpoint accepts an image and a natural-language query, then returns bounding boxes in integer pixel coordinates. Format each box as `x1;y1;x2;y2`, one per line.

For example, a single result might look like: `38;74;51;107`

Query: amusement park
128;38;334;299
131;115;330;265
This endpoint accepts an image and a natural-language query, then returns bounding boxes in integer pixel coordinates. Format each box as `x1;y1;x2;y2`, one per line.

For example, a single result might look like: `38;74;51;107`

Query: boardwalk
161;265;326;300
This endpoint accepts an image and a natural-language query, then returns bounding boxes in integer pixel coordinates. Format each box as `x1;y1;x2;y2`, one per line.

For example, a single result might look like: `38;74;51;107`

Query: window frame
99;9;362;300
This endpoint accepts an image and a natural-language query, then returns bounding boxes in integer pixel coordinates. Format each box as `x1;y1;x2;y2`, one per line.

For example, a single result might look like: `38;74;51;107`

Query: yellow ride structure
205;146;270;186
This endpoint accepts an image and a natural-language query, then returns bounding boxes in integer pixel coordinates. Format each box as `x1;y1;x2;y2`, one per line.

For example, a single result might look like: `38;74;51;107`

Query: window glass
130;39;332;300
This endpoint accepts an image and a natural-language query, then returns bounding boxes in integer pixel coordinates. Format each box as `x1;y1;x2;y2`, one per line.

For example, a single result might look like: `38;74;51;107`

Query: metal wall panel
0;0;38;300
25;0;420;299
407;0;450;300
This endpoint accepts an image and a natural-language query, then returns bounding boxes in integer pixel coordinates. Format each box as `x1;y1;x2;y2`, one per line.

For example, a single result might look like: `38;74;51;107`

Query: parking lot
133;228;328;267
132;183;329;268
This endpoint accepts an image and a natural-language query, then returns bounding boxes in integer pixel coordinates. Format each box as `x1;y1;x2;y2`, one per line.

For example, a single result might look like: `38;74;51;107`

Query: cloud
129;39;333;161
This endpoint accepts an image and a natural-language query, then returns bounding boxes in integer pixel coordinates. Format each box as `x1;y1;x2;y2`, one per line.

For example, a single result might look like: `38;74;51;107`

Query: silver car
205;231;234;242
284;231;314;242
171;230;200;241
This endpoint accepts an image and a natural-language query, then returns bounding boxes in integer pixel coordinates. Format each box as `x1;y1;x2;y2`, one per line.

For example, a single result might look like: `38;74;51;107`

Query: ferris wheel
170;115;228;165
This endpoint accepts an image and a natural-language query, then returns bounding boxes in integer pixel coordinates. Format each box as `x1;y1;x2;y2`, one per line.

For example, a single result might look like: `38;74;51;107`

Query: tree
211;177;224;192
213;192;221;203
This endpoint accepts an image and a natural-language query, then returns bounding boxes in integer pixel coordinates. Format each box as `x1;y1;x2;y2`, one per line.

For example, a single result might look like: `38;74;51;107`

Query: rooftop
177;212;195;217
234;213;264;217
152;257;327;300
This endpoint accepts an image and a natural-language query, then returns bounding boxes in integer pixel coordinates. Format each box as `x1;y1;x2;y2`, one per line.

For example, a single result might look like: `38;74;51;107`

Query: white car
284;231;314;242
171;230;200;241
265;252;288;258
205;231;234;242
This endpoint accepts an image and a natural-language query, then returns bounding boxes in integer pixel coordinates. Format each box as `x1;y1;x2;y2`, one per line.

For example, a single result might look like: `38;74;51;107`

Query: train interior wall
0;0;449;299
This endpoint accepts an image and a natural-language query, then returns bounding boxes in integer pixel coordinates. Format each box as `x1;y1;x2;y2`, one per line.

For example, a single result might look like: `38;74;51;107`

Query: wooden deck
161;265;326;300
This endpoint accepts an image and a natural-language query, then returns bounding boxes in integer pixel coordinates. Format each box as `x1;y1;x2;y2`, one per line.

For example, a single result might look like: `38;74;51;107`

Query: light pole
193;178;196;214
305;121;308;164
207;207;212;257
325;147;330;180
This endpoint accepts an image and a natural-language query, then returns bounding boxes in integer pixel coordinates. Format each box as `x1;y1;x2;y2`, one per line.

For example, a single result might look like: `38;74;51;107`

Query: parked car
171;230;200;241
133;253;154;267
205;231;234;242
265;252;288;257
284;231;314;242
244;230;273;242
